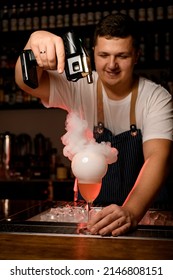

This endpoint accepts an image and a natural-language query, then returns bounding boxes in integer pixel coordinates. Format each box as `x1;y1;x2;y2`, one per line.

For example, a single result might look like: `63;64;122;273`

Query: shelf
0;0;172;111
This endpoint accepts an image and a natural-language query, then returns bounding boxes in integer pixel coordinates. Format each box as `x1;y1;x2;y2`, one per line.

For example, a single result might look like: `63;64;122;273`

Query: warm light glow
82;157;88;163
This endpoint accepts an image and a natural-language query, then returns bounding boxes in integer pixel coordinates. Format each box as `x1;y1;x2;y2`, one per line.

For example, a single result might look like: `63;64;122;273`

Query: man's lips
105;70;120;77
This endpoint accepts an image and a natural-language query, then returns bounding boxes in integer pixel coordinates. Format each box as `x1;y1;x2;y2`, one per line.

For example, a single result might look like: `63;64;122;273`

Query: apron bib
93;78;144;205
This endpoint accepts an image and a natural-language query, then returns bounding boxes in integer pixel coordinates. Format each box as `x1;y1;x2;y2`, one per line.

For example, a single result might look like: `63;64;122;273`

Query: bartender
15;13;173;236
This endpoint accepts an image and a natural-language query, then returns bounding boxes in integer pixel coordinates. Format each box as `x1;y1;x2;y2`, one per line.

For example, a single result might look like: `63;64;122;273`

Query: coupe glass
71;150;108;234
77;181;102;234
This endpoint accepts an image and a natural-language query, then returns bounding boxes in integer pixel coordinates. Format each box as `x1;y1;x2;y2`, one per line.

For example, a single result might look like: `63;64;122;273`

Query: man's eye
99;54;108;57
118;55;129;59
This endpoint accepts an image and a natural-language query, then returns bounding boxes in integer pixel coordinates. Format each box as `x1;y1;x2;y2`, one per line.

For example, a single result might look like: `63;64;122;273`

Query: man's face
94;36;139;87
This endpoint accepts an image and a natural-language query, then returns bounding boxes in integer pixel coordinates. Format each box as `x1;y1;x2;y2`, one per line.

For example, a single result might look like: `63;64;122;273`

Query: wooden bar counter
0;232;173;260
0;199;173;260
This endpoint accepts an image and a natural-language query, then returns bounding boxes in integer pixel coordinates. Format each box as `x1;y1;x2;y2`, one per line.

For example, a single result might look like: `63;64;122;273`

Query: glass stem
87;202;92;222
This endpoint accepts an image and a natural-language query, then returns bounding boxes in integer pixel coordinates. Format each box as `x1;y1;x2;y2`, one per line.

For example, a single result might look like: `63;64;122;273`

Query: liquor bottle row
0;0;173;33
0;29;172;69
0;27;172;108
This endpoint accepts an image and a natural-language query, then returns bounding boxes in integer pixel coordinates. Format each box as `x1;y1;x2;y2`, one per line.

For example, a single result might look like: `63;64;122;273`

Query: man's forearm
122;150;171;222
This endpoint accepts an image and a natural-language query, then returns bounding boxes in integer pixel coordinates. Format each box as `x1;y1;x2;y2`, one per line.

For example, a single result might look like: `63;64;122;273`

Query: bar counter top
0;200;173;260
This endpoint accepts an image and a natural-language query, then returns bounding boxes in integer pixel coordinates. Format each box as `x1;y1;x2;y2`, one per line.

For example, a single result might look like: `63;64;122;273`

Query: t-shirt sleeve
142;85;173;142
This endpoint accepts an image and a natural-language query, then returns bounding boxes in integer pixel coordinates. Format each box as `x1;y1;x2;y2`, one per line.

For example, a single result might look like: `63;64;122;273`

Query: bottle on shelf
32;2;40;30
9;2;17;32
139;36;146;64
120;0;129;15
64;0;70;28
156;4;164;21
146;0;155;22
56;163;68;181
49;148;58;180
72;0;79;27
79;0;87;26
25;2;32;30
40;1;48;29
102;0;110;18
56;0;64;28
1;4;9;32
164;32;171;62
167;3;173;20
128;0;136;20
138;0;146;22
154;33;160;63
94;0;102;24
87;0;94;25
17;3;25;31
48;1;56;29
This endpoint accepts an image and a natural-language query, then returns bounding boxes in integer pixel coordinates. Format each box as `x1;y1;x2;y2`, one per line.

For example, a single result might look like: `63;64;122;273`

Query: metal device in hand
63;31;93;83
20;49;38;89
20;31;93;89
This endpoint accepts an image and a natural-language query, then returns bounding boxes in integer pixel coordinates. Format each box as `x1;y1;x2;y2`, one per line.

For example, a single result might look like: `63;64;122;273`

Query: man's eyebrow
97;51;132;55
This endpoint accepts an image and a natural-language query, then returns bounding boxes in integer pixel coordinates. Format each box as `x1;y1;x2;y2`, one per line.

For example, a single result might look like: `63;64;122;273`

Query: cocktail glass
71;150;108;234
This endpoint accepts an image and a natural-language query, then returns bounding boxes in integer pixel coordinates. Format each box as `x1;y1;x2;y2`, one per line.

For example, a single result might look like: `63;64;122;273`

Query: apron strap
97;77;139;136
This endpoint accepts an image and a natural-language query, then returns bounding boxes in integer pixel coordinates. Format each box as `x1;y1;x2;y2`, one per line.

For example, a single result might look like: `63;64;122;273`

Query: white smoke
61;112;118;164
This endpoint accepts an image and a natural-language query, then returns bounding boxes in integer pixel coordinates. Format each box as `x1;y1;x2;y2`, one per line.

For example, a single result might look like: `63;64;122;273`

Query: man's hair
93;13;140;51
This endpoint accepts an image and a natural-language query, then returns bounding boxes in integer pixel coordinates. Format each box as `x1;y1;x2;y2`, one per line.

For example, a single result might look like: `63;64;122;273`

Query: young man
15;13;173;236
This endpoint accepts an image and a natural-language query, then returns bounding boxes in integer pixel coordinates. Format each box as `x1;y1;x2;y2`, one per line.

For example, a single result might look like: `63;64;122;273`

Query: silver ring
40;50;46;54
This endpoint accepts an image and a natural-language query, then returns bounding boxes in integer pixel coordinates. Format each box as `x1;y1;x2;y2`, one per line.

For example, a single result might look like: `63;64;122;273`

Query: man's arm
88;138;172;236
122;138;172;221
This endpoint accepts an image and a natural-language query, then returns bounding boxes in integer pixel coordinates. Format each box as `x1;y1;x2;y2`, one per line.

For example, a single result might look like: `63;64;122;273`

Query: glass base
77;223;91;235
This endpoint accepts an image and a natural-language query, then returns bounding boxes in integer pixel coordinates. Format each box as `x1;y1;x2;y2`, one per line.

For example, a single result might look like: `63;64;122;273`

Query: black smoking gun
20;31;93;89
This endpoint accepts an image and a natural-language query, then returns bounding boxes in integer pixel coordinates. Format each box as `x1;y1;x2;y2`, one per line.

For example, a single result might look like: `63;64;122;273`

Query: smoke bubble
61;112;118;164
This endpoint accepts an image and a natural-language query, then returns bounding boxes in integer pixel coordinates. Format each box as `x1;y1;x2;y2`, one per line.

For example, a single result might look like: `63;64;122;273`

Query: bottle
9;81;16;106
146;0;155;22
103;0;110;18
64;0;70;27
32;2;40;30
3;80;10;105
138;0;146;22
15;87;24;104
167;3;173;19
1;5;9;32
17;3;25;31
164;32;171;62
56;163;68;180
128;0;136;20
87;0;94;25
154;33;160;63
49;148;58;180
80;0;87;26
156;5;164;20
48;1;56;29
139;36;146;64
40;1;48;29
72;0;79;27
118;0;127;15
10;2;17;31
25;2;32;30
94;0;102;24
56;0;63;28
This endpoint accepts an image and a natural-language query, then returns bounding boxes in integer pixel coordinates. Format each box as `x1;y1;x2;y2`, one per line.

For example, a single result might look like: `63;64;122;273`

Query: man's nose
108;57;119;69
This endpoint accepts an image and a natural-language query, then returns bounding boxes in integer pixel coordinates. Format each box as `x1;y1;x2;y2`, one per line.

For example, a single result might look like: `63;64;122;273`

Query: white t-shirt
45;71;173;143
